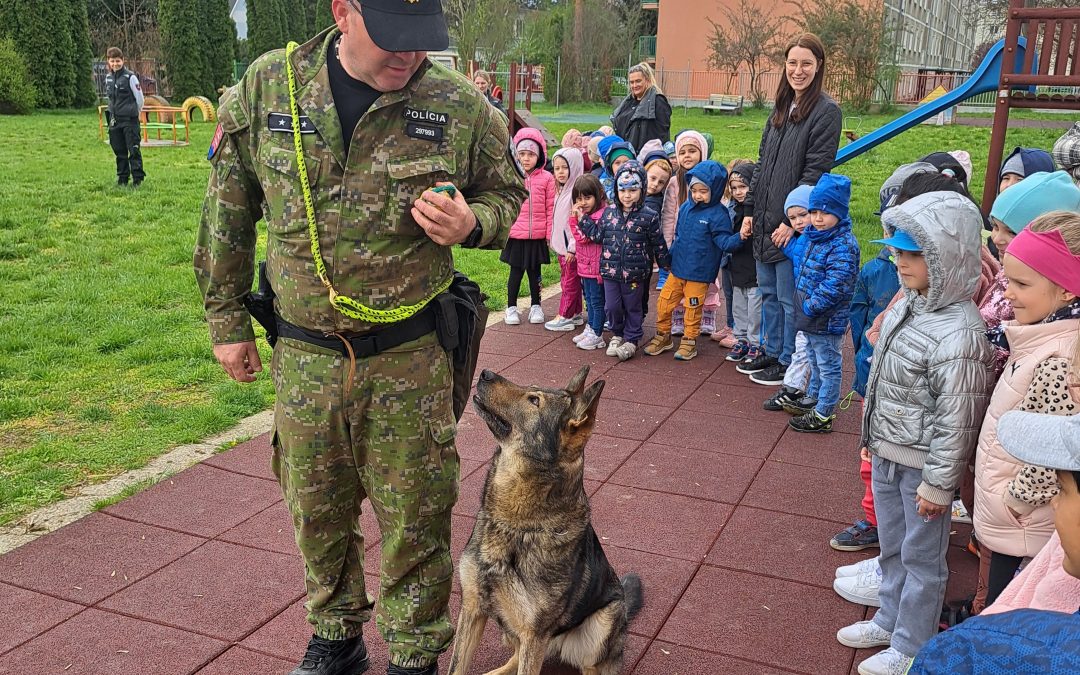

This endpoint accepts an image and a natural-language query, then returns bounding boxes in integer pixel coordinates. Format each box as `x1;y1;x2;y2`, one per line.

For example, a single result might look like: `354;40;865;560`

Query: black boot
290;635;369;675
387;664;438;675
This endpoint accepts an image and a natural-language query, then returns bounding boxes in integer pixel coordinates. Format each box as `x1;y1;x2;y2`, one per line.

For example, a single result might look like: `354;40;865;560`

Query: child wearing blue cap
837;190;994;675
787;174;860;434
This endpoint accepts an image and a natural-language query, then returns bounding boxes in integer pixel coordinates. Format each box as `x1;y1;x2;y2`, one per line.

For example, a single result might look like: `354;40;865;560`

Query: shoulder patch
207;124;225;161
216;85;250;134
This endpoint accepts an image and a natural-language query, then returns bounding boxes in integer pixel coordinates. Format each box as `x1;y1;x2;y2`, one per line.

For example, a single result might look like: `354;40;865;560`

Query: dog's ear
565;365;590;397
568;379;605;430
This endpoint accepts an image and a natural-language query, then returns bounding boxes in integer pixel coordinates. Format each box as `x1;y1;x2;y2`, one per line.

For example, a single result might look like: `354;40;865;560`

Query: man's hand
214;341;262;383
771;223;794;248
412;182;477;246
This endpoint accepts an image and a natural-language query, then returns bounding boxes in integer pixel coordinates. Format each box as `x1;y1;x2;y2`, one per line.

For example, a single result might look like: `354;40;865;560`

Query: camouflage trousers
270;331;459;669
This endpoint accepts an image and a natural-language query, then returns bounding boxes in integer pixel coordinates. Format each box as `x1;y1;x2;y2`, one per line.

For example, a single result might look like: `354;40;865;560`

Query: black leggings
508;264;542;307
986;551;1025;607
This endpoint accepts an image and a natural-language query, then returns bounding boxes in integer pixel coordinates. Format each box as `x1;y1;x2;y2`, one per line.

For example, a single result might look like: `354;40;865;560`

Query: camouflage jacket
195;27;526;343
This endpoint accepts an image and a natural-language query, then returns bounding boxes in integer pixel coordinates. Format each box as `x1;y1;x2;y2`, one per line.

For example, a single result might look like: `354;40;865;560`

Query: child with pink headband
974;210;1080;614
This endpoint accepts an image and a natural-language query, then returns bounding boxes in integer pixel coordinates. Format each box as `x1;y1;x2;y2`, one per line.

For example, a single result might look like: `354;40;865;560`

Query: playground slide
833;38;1033;167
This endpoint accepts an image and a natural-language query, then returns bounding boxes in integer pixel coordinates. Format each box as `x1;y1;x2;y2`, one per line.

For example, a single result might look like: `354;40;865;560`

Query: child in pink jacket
568;174;607;350
502;127;556;325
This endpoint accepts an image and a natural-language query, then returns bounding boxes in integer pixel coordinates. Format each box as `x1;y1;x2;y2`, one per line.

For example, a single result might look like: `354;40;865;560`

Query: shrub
0;38;37;114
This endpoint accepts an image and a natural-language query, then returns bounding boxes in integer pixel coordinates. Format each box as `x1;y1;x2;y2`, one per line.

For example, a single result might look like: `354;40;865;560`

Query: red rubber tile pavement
0;583;83;656
0;608;227;675
203;433;276;481
0;512;202;604
99;540;304;642
0;291;985;674
102;463;282;538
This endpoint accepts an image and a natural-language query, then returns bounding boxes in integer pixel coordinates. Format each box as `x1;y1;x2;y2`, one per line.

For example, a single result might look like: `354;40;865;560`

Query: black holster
433;272;489;421
242;261;278;347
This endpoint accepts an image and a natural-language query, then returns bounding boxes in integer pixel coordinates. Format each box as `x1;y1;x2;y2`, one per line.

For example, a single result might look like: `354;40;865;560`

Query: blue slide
833;38;1033;167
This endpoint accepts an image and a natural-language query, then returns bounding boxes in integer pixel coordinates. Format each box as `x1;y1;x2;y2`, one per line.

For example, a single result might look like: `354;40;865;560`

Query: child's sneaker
570;313;585;326
606;336;624;357
951;498;972;524
782;395;818;416
830;519;879;551
836;620;892;649
643;332;674;356
700;310;716;335
528;304;545;324
725;339;750;362
616;341;636;361
789;410;833;433
709;325;737;347
740;344;763;365
572;326;595;344
833;563;882;608
671;307;685;336
504;306;520;325
674;338;697;361
763;386;803;411
577;332;606;351
856;647;912;675
835;555;880;579
544;315;577;332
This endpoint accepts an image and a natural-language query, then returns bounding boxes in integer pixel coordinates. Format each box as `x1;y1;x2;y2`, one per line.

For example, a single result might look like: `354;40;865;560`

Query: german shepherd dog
449;366;643;675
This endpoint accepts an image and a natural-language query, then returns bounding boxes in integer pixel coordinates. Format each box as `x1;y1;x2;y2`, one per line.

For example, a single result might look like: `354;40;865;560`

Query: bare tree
706;0;788;107
444;0;519;72
794;0;896;111
88;0;160;61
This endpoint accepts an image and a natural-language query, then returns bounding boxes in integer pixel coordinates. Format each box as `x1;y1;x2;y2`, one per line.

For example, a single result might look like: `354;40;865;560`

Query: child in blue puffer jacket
788;173;860;434
643;160;737;361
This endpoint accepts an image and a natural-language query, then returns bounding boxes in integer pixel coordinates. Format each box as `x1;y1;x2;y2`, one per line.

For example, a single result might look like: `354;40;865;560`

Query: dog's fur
449;366;643;675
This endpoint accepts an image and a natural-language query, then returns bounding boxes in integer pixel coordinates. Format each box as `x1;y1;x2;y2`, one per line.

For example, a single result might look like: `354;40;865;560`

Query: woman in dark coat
611;62;672;153
472;69;504;112
738;33;842;390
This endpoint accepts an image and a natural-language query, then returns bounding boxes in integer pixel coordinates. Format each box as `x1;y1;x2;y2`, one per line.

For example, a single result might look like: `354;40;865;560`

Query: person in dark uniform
105;47;145;187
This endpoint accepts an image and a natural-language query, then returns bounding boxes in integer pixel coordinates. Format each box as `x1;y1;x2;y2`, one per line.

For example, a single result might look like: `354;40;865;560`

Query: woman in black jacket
738;33;842;388
611;62;672;153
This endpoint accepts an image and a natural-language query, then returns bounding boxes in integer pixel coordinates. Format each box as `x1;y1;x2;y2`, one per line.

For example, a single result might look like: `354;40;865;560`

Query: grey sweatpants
731;285;762;344
870;454;951;657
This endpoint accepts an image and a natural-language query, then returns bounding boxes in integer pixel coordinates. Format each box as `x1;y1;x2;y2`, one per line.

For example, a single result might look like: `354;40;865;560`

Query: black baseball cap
352;0;449;53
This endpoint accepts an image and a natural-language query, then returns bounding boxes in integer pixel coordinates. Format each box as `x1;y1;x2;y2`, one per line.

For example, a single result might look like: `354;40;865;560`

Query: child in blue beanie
788;174;860;433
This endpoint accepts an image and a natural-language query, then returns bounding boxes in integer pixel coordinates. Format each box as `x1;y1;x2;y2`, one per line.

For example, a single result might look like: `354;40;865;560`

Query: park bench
703;94;744;115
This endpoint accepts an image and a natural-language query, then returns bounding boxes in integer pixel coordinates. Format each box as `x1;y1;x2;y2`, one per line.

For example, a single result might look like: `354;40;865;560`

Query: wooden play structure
505;63;557;148
983;0;1080;209
96;95;215;147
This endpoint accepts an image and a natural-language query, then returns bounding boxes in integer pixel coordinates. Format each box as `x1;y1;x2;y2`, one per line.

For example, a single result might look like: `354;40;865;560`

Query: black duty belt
275;306;437;358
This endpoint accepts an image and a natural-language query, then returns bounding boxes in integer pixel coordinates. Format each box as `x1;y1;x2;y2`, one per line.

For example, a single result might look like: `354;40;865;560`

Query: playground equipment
833;37;1031;168
983;0;1080;209
506;62;557;148
182;96;216;123
98;104;190;146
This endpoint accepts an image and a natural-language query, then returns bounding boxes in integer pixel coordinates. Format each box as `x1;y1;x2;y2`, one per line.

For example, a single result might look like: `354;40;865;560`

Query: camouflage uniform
194;26;525;669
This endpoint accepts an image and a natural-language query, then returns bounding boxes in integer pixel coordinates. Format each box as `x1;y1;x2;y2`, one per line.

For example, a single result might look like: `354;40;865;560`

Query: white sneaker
577;333;606;351
504;306;520;325
606;336;624;357
857;647;912;675
529;304;545;324
833;565;882;607
952;498;972;524
573;326;596;344
570;313;585;326
544;315;577;331
836;556;880;579
836;619;892;649
701;309;716;335
616;342;636;361
671;307;685;336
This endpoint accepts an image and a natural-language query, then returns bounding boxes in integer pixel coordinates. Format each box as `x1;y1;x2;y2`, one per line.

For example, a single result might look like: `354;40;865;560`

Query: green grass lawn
0;106;1063;525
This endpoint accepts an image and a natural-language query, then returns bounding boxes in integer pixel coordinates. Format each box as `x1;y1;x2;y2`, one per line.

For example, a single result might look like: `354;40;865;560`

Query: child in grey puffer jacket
837;191;995;675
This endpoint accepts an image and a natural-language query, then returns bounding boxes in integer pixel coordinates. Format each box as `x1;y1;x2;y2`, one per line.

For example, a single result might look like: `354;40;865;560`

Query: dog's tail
621;573;644;622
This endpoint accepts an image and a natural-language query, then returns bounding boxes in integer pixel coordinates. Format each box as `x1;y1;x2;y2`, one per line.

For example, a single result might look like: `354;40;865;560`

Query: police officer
104;47;145;187
194;1;525;673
